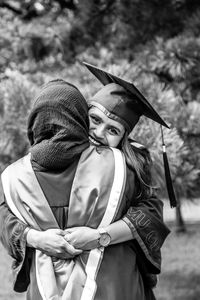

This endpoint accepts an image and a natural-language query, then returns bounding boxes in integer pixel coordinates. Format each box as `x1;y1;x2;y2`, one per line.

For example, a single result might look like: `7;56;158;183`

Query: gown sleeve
0;197;32;292
122;142;170;279
123;194;170;274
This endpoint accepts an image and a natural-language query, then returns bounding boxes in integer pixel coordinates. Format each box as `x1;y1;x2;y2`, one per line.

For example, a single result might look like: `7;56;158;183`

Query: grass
154;222;200;300
0;247;25;300
0;223;199;300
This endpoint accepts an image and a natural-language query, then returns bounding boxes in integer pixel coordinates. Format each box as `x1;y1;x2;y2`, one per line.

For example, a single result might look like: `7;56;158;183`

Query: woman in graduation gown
0;69;170;300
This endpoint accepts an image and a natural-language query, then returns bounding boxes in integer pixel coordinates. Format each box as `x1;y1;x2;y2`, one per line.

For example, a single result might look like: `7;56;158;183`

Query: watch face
99;233;111;247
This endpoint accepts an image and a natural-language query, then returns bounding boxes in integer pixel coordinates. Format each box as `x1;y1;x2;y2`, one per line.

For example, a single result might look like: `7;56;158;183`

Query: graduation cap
83;61;169;131
83;61;177;208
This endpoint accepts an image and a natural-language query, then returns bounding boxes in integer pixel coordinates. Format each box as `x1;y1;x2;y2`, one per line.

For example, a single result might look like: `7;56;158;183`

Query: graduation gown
0;146;170;300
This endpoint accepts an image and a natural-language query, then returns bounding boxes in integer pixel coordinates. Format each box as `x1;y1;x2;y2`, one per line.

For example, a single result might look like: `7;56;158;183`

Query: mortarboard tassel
160;126;177;208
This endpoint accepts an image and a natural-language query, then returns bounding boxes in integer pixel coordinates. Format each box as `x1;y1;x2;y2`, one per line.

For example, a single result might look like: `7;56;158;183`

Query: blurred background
0;0;200;299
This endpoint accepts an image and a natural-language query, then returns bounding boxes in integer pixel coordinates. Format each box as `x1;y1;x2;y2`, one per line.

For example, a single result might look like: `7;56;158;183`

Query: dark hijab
27;79;89;170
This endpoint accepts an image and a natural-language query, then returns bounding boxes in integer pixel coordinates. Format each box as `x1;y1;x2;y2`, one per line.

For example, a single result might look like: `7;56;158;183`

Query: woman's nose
94;125;105;139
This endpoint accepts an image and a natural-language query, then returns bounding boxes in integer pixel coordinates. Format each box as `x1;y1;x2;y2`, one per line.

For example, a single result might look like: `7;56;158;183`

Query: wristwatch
98;228;111;247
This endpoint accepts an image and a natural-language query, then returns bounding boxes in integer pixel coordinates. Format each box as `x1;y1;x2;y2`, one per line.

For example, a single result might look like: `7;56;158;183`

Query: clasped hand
64;226;99;251
27;227;99;260
27;228;82;260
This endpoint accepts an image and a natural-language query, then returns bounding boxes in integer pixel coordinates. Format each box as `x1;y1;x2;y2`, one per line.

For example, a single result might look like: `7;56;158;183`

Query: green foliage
0;70;38;171
0;9;22;71
155;223;200;300
0;1;200;200
127;33;200;198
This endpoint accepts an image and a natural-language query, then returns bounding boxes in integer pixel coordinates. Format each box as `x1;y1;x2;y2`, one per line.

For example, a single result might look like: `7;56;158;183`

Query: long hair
121;132;154;201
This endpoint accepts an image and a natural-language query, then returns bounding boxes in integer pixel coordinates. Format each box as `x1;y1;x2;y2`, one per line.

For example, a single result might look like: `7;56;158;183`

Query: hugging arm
65;146;170;275
0;198;28;261
64;188;169;291
122;193;170;274
0;197;81;258
0;198;82;292
121;145;170;274
63;194;169;265
0;198;30;292
64;220;133;250
0;198;81;257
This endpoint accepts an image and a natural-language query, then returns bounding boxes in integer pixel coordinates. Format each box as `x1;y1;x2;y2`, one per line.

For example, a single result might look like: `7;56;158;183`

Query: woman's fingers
27;228;82;259
64;232;70;241
64;242;82;255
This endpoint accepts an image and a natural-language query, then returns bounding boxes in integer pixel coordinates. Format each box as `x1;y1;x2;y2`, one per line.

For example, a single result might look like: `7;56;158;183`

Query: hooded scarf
27;79;90;170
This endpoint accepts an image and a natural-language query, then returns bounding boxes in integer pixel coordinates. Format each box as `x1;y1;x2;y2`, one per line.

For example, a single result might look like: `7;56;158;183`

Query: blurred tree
0;0;200;231
143;35;200;175
130;33;200;229
0;70;38;171
2;0;200;61
0;0;77;19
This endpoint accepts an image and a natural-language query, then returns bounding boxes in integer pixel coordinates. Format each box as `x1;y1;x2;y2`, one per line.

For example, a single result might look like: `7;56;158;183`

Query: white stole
1;146;126;300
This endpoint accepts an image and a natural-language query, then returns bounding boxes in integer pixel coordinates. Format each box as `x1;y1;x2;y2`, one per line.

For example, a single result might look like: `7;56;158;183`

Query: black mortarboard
83;62;169;130
84;62;177;208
